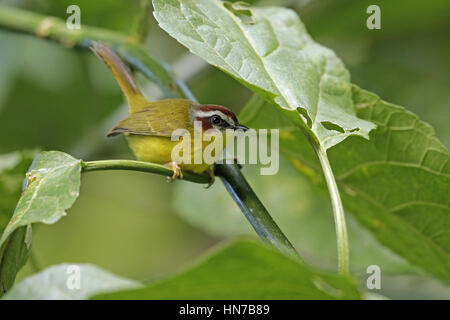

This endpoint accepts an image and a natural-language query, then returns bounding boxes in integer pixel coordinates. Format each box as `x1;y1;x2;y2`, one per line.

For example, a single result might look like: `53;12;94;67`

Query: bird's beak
234;123;249;131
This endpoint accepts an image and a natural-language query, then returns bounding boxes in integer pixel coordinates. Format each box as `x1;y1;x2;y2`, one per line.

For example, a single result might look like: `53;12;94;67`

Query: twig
81;159;210;184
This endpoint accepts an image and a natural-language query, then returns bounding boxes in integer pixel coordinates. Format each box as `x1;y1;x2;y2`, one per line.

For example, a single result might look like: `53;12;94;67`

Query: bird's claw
204;167;215;189
165;161;183;182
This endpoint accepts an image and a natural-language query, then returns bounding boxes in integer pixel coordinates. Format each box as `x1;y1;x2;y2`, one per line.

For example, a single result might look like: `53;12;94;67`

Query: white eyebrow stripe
194;110;235;125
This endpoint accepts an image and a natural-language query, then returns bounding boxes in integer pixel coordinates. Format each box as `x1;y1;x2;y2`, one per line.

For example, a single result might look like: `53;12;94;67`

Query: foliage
0;150;38;233
93;239;361;300
0;0;448;300
238;87;450;282
0;150;38;294
0;151;81;293
153;0;375;149
2;240;360;300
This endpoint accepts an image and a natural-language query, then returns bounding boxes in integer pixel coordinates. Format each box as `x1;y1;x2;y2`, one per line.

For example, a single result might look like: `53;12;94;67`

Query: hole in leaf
349;128;360;133
223;1;256;24
297;107;312;128
321;121;345;133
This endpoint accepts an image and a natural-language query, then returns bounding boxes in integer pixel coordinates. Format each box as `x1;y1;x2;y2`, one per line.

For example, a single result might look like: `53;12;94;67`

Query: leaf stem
313;143;349;274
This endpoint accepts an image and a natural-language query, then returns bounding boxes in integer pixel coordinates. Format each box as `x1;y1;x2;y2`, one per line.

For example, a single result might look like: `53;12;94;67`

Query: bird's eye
211;115;222;125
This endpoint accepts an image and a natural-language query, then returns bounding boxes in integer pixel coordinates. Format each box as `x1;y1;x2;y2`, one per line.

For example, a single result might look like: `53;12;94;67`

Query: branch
0;5;191;100
0;5;300;260
81;159;210;184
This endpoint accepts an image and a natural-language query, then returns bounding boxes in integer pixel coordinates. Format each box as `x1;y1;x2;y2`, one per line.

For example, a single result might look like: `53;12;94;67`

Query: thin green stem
313;143;349;274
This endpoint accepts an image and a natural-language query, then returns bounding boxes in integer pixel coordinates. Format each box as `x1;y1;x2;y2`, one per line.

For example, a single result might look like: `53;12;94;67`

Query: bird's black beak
234;123;249;131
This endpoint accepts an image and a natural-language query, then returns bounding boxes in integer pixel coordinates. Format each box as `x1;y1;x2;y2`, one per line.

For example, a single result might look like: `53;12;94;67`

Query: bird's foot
204;167;215;189
165;161;183;182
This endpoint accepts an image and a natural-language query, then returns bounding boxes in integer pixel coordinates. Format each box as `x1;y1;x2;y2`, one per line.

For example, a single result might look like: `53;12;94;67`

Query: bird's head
194;104;248;132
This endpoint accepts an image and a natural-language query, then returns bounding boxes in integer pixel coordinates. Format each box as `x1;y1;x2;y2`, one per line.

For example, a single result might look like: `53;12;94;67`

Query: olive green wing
107;99;194;137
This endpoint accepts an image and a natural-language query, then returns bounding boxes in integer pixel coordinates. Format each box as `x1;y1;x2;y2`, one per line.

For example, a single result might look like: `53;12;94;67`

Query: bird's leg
165;161;183;181
204;167;215;189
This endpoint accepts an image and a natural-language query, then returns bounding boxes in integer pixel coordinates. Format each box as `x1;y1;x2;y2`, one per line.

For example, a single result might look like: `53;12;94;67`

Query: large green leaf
93;239;361;299
2;263;140;300
0;151;81;294
152;0;375;149
240;87;450;283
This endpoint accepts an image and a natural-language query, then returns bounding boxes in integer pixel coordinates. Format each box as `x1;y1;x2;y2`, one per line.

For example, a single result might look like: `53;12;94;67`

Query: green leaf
223;1;255;24
0;226;31;295
240;87;450;283
92;239;361;299
0;150;38;234
0;150;37;294
2;263;141;300
153;0;375;149
0;151;81;294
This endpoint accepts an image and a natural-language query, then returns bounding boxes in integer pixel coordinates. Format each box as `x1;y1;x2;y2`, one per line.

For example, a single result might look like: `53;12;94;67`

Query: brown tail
91;41;148;113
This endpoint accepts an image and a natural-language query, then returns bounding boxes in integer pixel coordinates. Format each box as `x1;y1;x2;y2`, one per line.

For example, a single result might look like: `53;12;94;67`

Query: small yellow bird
91;42;248;184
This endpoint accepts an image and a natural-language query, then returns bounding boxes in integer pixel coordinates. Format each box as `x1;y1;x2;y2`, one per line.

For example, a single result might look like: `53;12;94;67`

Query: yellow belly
126;134;222;173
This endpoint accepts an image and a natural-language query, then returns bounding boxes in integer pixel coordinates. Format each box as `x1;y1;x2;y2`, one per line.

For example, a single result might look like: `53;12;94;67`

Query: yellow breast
126;132;226;173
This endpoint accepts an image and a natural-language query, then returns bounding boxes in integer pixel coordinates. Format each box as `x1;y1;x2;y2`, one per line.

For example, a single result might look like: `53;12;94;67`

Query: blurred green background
0;0;449;299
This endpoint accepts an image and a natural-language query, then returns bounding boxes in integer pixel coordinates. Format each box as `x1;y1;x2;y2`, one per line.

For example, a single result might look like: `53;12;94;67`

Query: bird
90;41;248;185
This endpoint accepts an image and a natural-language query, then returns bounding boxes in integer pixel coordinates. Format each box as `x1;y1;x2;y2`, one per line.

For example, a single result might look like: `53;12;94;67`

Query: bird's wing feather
107;99;194;137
